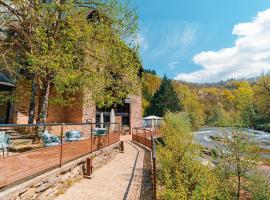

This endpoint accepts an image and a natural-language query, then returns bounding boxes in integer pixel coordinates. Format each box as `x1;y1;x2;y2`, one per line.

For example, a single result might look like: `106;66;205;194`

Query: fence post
120;141;124;152
144;129;146;146
107;123;110;147
84;158;93;178
107;124;110;146
90;124;93;153
60;124;64;167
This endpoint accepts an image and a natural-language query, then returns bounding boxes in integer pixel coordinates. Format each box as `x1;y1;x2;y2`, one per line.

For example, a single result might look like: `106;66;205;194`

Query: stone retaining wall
0;143;120;200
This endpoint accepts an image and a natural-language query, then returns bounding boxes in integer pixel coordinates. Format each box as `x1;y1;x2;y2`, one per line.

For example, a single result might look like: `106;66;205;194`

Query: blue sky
135;0;270;83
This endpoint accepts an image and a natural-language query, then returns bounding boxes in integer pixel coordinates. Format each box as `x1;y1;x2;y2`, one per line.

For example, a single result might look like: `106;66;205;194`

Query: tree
173;82;205;130
253;75;270;131
142;71;161;116
0;0;141;126
148;75;181;117
207;103;232;127
214;129;270;199
233;81;255;127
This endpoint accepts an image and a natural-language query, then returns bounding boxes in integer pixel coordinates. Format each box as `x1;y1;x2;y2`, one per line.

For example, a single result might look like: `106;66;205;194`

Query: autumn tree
253;75;270;131
173;82;205;129
232;81;255;127
142;71;161;116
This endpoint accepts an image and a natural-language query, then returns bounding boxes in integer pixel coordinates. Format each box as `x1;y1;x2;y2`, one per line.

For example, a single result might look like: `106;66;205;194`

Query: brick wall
12;79;33;124
10;83;142;129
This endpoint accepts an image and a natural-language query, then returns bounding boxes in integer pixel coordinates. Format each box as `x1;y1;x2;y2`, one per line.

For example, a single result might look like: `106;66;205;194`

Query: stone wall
129;95;143;131
82;93;96;124
0;143;120;200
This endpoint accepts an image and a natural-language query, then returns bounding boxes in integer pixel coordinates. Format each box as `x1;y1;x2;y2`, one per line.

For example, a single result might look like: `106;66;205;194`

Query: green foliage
207;103;233;127
214;129;270;199
0;91;15;105
253;75;270;131
158;112;220;200
147;75;181;117
143;69;156;75
245;172;270;200
0;0;141;122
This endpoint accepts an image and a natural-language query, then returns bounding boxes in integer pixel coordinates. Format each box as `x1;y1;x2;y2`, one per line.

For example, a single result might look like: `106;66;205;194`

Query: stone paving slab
55;139;146;200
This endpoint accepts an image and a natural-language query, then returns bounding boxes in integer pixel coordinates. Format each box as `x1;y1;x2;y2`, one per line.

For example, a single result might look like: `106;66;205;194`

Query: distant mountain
176;76;259;88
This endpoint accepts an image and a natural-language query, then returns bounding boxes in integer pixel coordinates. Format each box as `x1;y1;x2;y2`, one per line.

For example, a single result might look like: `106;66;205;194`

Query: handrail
132;128;159;200
132;127;152;132
0;122;119;128
151;135;157;200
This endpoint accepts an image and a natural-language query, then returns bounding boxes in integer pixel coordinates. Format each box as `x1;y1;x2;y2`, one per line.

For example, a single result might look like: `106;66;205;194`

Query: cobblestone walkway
56;138;148;200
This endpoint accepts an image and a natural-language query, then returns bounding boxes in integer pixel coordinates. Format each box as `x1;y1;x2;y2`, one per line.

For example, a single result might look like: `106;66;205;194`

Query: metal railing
0;122;120;189
132;127;160;200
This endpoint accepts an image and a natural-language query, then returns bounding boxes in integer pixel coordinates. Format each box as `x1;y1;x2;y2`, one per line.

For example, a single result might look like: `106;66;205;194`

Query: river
194;127;270;159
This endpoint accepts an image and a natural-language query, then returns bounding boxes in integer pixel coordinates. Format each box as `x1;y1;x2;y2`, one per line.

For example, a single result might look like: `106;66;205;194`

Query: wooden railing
132;127;161;200
0;122;120;189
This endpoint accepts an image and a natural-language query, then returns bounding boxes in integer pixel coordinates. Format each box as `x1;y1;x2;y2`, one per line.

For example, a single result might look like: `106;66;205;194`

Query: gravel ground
55;138;147;200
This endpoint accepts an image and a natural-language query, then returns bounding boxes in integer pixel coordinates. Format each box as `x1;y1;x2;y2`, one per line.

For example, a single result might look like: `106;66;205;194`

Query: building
0;74;142;132
0;73;14;124
0;9;143;132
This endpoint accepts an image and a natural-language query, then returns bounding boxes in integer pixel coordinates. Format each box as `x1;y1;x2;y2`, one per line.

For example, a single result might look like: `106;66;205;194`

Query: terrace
0;122;161;200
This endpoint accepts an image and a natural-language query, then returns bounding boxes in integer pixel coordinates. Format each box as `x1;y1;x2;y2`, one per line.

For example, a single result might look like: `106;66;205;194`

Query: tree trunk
237;165;241;200
28;75;36;124
35;77;51;139
37;78;50;124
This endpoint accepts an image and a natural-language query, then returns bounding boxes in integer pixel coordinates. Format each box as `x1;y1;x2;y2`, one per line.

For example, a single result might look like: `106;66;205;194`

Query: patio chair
92;128;107;136
41;130;60;147
0;131;10;156
65;130;82;142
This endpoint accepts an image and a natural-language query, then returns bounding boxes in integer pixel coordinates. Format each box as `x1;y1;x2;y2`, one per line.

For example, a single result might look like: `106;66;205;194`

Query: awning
0;72;15;87
143;115;163;120
0;81;14;87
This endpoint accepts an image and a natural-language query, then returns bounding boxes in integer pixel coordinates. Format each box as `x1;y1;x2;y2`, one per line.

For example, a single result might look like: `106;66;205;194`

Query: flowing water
194;127;270;159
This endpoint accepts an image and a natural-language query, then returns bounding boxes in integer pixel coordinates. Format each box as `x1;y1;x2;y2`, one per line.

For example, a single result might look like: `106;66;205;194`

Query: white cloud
142;21;198;60
165;25;197;49
168;61;179;70
180;26;197;47
175;9;270;83
136;33;149;51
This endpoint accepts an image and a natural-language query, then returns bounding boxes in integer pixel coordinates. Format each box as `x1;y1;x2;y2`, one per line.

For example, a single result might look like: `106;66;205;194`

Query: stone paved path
56;138;147;200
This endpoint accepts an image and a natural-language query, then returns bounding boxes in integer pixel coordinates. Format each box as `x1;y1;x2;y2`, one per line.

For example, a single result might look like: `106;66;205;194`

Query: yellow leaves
142;73;161;96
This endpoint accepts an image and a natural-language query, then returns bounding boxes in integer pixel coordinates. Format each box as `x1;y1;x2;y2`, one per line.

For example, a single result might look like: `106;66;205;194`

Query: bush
158;112;220;200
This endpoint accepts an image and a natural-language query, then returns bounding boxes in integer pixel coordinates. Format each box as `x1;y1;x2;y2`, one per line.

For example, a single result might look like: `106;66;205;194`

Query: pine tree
148;75;181;116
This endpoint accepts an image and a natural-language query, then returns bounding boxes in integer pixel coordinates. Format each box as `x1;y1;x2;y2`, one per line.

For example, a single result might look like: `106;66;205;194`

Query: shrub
157;112;220;200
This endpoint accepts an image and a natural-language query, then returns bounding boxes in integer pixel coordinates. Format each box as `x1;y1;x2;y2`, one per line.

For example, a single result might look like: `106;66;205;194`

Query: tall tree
148;75;181;117
0;0;141;126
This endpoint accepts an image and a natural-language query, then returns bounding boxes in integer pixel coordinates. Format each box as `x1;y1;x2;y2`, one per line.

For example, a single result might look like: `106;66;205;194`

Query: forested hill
178;77;258;88
142;70;270;131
